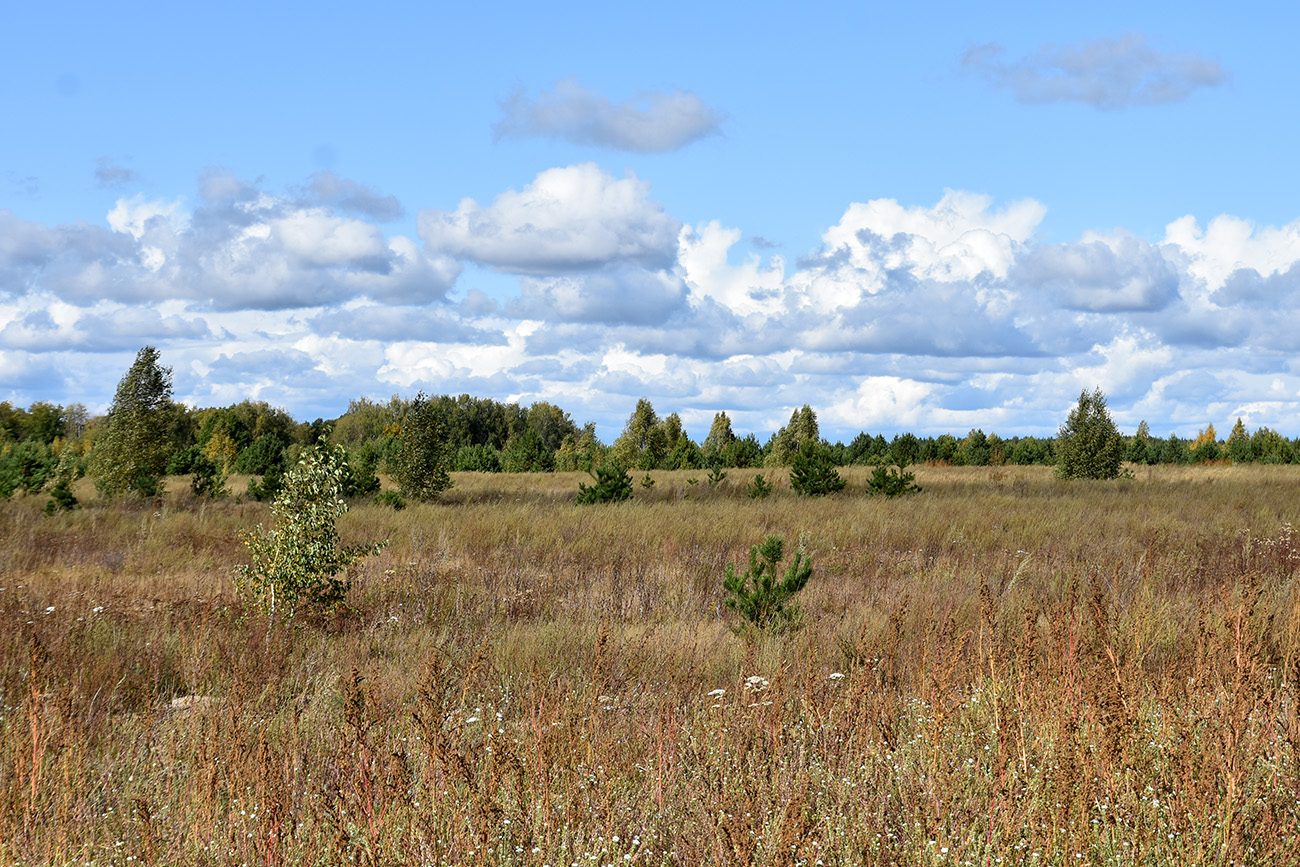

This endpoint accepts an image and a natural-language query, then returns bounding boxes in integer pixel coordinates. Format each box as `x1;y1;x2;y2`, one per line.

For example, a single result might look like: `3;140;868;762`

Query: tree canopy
88;346;175;496
1054;387;1125;480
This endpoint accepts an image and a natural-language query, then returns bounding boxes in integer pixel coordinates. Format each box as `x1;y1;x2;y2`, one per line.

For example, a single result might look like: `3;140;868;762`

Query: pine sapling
723;535;813;631
576;460;633;504
789;441;845;496
865;463;922;497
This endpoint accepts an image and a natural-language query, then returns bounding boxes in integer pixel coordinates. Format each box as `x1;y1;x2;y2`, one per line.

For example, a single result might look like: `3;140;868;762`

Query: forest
1;347;1293;510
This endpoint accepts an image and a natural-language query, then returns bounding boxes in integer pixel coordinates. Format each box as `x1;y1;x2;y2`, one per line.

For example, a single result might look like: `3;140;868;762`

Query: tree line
3;347;1299;504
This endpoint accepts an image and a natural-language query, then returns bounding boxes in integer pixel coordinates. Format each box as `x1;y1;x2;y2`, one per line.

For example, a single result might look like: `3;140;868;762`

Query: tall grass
1;465;1299;864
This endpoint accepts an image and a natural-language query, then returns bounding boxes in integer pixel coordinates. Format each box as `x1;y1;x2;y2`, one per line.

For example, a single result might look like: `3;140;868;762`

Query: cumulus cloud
207;347;327;383
11;169;1300;441
1213;263;1300;307
418;163;680;274
679;221;787;318
963;34;1227;109
796;280;1044;358
310;305;506;344
824;376;939;431
0;174;460;311
1014;231;1180;312
0;302;210;352
1164;213;1300;294
0;350;63;397
494;78;722;153
106;194;187;241
508;266;687;325
377;341;526;395
798;190;1045;311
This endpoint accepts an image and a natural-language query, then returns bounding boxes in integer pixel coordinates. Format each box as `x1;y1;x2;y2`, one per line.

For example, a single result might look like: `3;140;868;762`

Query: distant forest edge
1;347;1294;501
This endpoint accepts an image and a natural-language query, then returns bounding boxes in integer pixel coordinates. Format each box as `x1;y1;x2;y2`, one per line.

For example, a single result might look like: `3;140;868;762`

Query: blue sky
4;1;1299;442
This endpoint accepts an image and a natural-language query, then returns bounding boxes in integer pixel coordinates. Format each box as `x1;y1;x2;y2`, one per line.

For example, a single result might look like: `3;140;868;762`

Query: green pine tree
723;535;813;631
789;440;845;496
1226;417;1252;463
576;459;633;504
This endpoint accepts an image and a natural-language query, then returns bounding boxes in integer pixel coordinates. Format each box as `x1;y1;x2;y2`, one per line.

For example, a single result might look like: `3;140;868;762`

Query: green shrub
43;481;78;514
747;473;773;499
723;535;812;632
789;441;845;496
190;452;229;499
1;440;57;494
339;447;381;497
43;448;80;514
576;460;632;504
374;490;406;511
234;445;386;622
454;443;502;473
246;466;285;502
706;466;728;487
502;428;557;473
235;432;289;476
865;463;921;497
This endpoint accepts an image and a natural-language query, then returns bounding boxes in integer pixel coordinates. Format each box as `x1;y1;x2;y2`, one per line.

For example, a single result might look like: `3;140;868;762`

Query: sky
3;1;1300;443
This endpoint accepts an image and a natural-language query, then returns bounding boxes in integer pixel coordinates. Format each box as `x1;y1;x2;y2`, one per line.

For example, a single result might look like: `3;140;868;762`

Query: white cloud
1040;333;1176;408
1014;231;1179;312
107;195;187;240
418;163;680;274
12;174;1300;441
1164;213;1300;293
0;295;211;352
310;304;506;344
494;78;723;153
963;33;1227;109
272;210;390;268
824;376;938;431
806;190;1044;311
510;266;686;325
678;221;786;318
4;175;460;310
300;171;403;221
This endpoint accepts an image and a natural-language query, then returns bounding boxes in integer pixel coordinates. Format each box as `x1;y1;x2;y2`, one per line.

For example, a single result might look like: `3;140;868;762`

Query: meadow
2;464;1299;866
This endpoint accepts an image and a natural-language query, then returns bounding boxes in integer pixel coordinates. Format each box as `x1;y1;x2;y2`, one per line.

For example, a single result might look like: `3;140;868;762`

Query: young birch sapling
235;445;386;622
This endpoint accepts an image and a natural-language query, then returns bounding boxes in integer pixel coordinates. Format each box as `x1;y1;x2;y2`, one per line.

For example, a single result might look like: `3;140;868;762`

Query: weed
4;465;1300;863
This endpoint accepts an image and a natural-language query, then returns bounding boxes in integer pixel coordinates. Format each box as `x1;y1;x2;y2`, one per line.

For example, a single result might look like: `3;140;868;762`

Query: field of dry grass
2;464;1300;865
